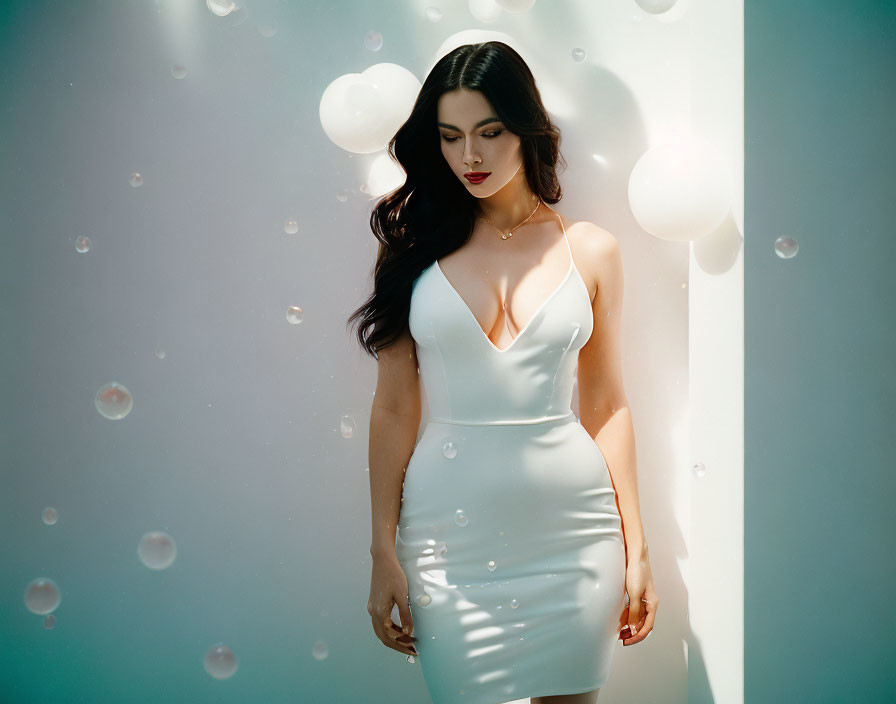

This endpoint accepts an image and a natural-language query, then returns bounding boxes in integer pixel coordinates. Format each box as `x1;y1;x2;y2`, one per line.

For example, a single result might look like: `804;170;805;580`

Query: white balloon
635;0;678;15
431;29;520;68
627;135;732;242
366;152;407;199
468;0;503;23
495;0;536;12
320;64;421;154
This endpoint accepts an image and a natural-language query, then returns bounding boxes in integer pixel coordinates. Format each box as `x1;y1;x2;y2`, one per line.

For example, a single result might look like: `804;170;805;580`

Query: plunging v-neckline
433;215;577;354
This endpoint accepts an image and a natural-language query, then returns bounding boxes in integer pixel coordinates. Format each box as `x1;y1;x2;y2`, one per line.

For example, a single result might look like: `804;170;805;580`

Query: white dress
396;212;626;704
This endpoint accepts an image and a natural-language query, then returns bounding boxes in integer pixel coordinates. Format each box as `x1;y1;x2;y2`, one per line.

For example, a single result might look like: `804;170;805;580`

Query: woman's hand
618;543;658;646
368;551;418;657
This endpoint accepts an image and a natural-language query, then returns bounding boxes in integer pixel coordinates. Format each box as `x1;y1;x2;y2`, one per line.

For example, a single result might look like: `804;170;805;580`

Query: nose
463;145;481;169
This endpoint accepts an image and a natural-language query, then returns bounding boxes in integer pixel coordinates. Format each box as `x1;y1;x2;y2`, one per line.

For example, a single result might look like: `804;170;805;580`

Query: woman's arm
369;328;422;557
575;223;647;557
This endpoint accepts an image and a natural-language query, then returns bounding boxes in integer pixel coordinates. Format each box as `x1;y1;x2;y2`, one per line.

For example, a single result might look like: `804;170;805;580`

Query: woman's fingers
372;612;418;655
622;597;658;646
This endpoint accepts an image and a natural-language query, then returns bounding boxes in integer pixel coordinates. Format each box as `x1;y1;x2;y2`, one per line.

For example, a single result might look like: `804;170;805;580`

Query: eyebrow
437;117;502;131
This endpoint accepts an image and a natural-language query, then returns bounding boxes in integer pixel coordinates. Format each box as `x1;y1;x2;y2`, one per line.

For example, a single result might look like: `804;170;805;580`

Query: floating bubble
75;236;91;253
424;6;443;21
286;306;303;324
774;236;799;259
204;643;238;679
138;531;177;570
311;640;329;661
41;507;57;525
24;578;61;614
416;593;432;607
364;30;383;51
95;382;133;420
510;598;519;609
284;219;298;234
44;614;56;629
487;560;496;571
154;345;166;359
171;64;187;79
692;462;706;478
340;414;356;438
206;0;236;17
454;510;468;527
129;172;143;187
336;189;349;202
571;47;586;62
442;440;457;459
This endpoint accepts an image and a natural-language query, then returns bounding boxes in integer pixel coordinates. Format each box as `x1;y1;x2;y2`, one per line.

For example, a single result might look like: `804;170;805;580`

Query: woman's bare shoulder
564;218;620;300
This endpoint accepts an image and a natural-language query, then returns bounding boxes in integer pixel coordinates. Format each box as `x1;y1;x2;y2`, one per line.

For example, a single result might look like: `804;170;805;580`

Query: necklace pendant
502;231;511;240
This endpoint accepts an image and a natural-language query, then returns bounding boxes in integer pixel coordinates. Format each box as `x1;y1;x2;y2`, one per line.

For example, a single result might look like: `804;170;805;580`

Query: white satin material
396;215;625;704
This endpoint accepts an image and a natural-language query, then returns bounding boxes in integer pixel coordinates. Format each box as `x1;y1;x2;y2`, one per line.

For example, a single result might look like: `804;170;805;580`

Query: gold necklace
477;196;542;240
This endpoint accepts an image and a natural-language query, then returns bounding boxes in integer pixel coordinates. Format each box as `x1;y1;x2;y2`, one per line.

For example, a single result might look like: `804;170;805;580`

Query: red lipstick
464;171;491;183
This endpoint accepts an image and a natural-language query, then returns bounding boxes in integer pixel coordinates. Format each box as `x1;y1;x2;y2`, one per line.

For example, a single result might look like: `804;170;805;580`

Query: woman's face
436;88;523;197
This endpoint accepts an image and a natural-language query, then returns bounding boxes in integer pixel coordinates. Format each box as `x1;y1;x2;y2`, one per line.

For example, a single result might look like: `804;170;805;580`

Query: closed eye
441;129;503;143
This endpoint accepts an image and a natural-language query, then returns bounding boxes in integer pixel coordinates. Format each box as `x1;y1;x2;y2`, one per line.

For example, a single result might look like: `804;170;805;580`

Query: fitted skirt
396;413;626;704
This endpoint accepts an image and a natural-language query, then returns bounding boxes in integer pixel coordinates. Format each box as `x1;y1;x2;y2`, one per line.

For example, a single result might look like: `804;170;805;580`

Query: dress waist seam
426;411;575;426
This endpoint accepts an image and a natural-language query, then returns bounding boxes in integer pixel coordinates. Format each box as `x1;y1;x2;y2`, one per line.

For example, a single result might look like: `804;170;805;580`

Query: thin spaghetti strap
550;207;573;259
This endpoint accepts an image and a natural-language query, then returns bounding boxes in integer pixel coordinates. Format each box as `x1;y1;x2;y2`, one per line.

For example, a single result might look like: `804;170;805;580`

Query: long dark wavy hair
346;41;567;359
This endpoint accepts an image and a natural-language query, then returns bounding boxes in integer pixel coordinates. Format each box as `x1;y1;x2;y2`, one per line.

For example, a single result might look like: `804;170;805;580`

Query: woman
348;41;658;704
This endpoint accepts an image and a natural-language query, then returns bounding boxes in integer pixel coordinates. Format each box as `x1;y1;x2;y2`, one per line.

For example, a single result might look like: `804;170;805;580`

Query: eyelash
441;130;503;143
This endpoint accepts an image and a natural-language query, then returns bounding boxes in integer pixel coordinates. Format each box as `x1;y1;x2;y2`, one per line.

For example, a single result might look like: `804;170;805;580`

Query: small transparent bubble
510;598;519;609
138;531;177;570
171;64;187;79
692;462;707;478
286;306;304;324
43;614;56;629
487;560;496;571
204;643;238;679
442;440;458;459
363;30;383;51
95;382;133;420
42;507;58;525
774;236;799;259
416;593;432;607
206;0;236;17
75;236;91;253
284;219;299;235
154;345;166;359
24;578;61;614
424;6;442;22
311;640;329;661
454;510;468;527
129;172;143;187
571;47;586;62
340;414;356;438
336;189;350;202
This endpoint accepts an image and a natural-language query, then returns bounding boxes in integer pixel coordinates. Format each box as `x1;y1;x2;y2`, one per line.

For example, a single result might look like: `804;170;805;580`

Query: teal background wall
746;1;895;701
